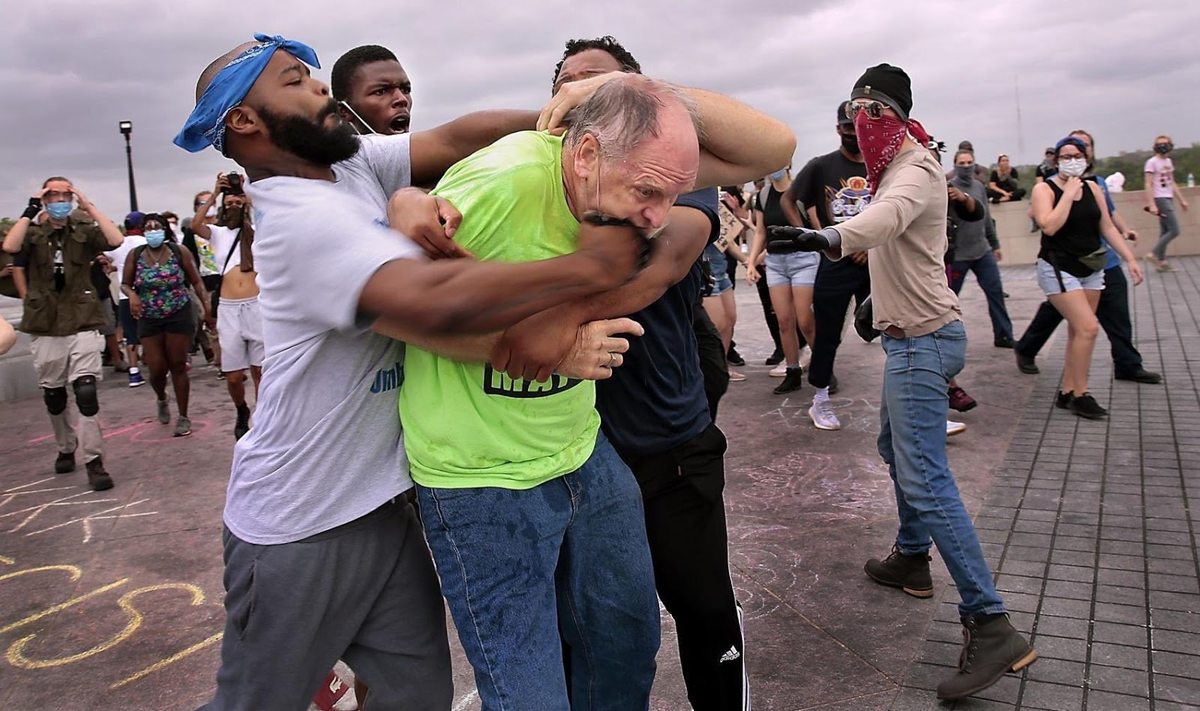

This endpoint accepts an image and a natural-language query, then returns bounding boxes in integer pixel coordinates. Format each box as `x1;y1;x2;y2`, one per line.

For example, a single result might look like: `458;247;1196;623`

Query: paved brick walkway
896;257;1200;710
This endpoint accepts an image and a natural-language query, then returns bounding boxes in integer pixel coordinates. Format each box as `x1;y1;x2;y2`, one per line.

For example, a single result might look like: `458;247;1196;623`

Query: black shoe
1069;393;1107;419
85;458;114;491
994;335;1015;349
828;373;839;395
1015;350;1039;375
234;404;251;440
764;349;784;366
726;345;745;367
773;367;804;395
864;545;934;598
936;614;1037;700
1115;369;1163;384
55;451;76;474
1055;391;1074;409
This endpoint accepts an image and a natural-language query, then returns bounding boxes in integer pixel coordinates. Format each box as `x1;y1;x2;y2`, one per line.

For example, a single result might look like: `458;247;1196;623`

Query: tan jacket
18;219;109;336
834;148;961;337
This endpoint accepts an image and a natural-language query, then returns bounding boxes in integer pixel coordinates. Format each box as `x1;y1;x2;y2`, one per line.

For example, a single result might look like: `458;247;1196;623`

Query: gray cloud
2;0;1197;221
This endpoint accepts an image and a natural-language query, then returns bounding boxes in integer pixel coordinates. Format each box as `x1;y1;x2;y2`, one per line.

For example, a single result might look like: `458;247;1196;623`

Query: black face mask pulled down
841;133;860;155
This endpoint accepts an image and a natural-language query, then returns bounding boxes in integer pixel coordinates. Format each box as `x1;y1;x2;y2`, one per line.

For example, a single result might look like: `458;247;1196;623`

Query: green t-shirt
400;131;599;490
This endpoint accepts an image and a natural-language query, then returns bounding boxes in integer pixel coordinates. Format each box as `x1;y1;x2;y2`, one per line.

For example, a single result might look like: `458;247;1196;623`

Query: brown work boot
85;457;114;491
864;545;934;598
936;614;1037;700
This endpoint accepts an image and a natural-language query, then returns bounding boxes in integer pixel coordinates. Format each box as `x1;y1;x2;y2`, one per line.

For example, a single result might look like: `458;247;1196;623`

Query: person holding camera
768;64;1036;701
190;172;261;439
2;177;124;490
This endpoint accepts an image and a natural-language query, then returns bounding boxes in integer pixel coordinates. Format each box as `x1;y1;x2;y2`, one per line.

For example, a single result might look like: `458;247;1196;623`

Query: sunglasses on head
844;100;887;121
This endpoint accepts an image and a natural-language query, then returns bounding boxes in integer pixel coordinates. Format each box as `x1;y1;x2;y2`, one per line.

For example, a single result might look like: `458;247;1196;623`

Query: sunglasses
844;100;887;121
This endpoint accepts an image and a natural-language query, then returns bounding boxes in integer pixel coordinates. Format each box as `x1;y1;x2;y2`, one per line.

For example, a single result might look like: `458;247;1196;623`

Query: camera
225;172;244;196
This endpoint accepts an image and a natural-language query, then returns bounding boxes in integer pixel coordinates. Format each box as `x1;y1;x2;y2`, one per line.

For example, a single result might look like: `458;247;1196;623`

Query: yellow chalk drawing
7;583;206;669
111;631;224;689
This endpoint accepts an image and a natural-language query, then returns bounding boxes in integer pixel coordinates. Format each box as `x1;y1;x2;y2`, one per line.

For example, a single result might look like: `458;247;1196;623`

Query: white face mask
1058;157;1087;178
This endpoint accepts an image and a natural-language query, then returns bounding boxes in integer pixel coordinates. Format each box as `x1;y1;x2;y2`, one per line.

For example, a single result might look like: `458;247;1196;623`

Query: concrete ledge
0;296;39;402
994;187;1200;265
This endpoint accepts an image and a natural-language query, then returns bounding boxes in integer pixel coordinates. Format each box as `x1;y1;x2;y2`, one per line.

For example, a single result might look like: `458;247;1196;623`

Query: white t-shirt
205;225;244;275
1144;156;1176;200
106;235;147;301
225;134;420;545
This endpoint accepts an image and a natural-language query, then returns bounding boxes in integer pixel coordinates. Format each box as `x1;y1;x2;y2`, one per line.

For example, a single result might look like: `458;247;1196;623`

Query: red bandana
854;113;931;192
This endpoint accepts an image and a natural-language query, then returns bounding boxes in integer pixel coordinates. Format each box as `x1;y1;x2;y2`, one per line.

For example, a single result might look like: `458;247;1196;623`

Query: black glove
22;197;42;221
768;226;832;252
854;295;881;343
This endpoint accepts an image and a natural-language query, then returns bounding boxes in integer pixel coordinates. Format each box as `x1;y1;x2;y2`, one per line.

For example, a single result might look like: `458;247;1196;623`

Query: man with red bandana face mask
769;63;1037;701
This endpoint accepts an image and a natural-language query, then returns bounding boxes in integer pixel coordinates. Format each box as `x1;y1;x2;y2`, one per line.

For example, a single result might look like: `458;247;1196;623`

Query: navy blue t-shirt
596;189;719;459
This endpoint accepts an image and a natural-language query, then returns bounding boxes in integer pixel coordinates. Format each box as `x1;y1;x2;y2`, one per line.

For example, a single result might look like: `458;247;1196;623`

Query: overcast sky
3;1;1197;220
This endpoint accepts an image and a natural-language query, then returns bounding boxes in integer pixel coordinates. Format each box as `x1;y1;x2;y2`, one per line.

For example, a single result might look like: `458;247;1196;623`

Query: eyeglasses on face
844;100;886;121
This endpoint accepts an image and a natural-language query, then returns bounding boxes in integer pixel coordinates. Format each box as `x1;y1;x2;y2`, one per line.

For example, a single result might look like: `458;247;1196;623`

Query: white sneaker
799;345;812;369
947;420;967;437
769;363;788;377
809;399;841;431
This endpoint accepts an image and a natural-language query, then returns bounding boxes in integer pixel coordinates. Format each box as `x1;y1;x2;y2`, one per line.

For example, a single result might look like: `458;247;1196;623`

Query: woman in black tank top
1029;137;1135;419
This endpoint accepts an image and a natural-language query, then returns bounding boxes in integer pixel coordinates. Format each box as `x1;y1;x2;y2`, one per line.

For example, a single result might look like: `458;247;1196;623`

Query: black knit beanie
851;64;913;121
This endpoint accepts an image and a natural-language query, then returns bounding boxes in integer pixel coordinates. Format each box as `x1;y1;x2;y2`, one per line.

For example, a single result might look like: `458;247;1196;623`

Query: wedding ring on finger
607;351;618;368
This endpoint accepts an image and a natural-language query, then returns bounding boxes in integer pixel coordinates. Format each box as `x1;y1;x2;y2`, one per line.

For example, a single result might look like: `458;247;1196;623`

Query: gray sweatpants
202;498;452;711
1152;197;1183;260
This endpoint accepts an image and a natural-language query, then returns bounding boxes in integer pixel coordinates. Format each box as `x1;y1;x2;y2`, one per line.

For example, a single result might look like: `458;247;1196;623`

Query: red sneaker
949;386;977;412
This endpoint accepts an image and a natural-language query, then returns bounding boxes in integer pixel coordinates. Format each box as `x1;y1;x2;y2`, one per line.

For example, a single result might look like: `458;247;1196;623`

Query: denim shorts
766;251;820;288
1036;258;1105;295
704;244;733;296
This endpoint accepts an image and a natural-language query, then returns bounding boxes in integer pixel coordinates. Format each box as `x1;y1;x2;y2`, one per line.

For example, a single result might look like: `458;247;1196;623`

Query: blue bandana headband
174;33;320;154
1054;136;1088;156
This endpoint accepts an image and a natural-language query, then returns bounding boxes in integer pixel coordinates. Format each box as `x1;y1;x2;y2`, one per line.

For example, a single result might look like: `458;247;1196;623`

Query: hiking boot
936;614;1037;700
1015;350;1039;375
994;335;1015;349
55;451;76;474
174;416;193;438
864;545;934;598
1069;393;1108;420
773;367;804;395
234;404;252;440
1115;369;1162;384
156;398;170;424
1056;391;1075;409
808;399;841;431
86;458;114;491
726;345;745;367
764;349;784;366
948;386;977;412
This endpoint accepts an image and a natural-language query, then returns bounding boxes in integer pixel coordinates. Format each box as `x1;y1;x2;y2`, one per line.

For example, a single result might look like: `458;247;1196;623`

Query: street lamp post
118;120;138;212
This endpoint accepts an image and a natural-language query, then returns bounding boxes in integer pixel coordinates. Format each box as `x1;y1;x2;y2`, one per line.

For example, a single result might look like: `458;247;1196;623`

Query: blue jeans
949;251;1013;342
878;321;1005;618
1153;197;1182;260
417;432;660;710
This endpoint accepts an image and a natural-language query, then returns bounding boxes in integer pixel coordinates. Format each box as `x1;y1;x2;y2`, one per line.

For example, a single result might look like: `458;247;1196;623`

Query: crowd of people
0;30;1191;710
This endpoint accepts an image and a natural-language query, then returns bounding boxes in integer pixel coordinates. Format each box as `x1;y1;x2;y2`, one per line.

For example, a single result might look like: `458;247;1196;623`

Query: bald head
196;41;258;101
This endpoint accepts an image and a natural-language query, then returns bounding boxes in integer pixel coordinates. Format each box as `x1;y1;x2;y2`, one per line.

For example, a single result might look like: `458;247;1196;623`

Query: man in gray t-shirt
947;149;1015;347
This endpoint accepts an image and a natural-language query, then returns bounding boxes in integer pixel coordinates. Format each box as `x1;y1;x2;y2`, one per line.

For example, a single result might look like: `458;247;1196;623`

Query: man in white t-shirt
178;35;650;710
1144;134;1191;272
190;176;261;438
106;215;147;387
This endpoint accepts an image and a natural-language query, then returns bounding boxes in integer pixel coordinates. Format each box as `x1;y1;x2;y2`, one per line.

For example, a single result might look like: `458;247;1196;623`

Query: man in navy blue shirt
554;37;750;711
